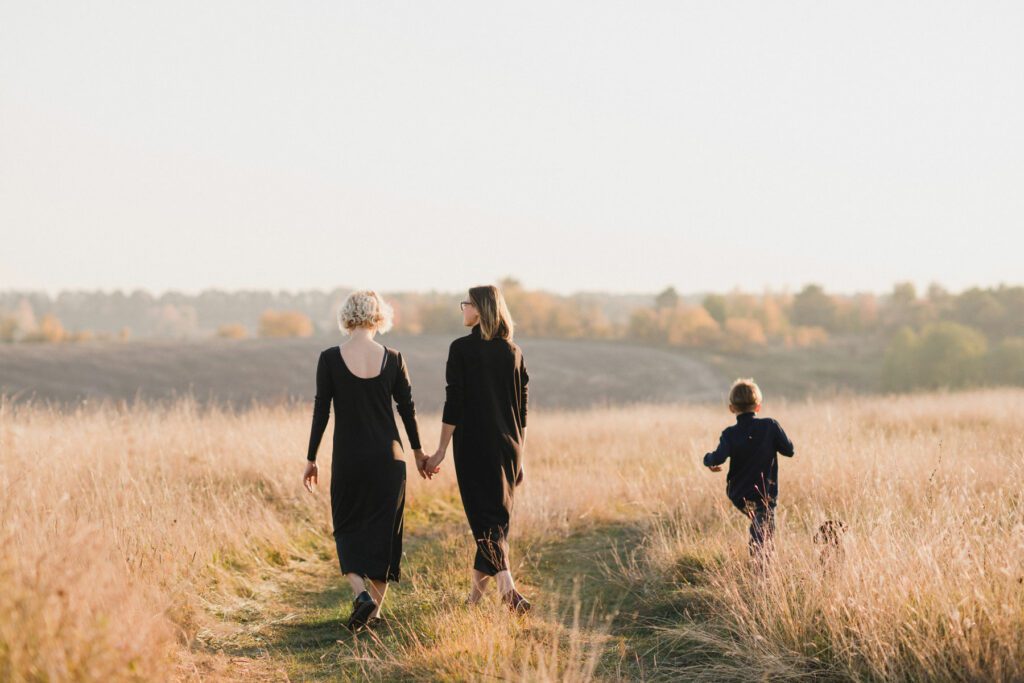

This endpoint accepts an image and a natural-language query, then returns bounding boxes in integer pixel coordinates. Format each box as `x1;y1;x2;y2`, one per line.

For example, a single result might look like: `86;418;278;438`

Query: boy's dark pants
743;501;775;557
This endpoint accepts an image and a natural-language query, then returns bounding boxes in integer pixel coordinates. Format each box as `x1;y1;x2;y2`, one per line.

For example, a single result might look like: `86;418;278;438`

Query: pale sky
1;1;1021;297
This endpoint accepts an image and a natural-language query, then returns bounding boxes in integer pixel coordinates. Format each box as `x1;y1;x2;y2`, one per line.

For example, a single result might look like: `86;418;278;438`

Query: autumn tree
23;314;67;343
664;306;720;347
0;316;17;342
217;323;248;339
722;318;767;352
259;309;314;338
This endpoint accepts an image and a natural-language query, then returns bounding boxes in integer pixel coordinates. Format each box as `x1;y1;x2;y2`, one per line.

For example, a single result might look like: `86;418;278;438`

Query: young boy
703;378;795;560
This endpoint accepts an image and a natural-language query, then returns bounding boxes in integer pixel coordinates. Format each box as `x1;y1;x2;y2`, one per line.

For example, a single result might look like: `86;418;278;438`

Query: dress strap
380;346;388;372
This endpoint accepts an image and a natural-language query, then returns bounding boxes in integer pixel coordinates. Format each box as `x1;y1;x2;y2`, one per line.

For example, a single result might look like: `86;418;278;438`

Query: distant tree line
629;282;1024;390
2;280;1022;390
0;282;647;343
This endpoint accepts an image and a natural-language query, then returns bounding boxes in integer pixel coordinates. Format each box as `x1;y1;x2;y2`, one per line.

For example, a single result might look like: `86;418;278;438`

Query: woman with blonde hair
424;284;531;613
304;290;425;630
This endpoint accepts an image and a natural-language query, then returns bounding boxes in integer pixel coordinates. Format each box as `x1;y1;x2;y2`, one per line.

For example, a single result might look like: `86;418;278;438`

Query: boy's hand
706;464;722;472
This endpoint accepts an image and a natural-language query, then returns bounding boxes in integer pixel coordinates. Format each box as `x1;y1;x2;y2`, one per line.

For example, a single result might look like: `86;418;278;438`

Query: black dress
442;324;529;576
307;344;422;582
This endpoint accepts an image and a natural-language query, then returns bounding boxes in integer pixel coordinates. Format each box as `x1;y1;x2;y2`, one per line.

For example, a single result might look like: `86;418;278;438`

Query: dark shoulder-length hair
469;285;515;341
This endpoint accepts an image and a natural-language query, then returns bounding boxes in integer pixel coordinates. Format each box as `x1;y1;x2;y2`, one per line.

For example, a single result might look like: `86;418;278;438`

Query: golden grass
636;390;1024;681
0;399;330;681
2;389;1022;681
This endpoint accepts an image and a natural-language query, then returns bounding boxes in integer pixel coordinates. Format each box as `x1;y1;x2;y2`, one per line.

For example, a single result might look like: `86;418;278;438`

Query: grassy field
2;389;1022;681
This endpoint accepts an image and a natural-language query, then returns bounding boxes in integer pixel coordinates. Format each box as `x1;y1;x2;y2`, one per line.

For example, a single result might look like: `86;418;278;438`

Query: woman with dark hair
423;284;531;613
304;290;426;631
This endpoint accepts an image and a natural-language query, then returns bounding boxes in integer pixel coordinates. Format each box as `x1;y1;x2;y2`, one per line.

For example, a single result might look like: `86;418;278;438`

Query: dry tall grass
0;399;324;681
2;389;1022;681
635;390;1024;681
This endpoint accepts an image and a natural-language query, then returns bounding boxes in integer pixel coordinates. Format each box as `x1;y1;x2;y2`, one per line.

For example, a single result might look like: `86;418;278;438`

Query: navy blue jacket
703;412;794;511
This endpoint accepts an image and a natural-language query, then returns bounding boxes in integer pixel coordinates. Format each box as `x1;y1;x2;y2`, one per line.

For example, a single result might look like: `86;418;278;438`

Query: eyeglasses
459;300;475;310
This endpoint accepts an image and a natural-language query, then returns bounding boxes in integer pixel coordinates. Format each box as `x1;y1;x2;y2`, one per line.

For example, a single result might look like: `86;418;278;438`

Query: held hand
303;461;319;492
706;464;722;472
424;449;445;478
413;449;429;479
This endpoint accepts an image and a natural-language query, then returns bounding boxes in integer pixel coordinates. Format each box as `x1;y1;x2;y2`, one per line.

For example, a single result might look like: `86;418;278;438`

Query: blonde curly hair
337;290;394;334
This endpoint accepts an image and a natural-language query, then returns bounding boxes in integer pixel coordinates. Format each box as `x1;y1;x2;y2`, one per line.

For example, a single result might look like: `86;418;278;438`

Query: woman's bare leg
346;573;367;597
468;569;491;603
347;575;387;613
496;570;516;598
367;579;388;618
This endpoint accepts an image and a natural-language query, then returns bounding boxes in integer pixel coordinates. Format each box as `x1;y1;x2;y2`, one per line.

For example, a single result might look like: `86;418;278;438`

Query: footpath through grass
189;502;738;682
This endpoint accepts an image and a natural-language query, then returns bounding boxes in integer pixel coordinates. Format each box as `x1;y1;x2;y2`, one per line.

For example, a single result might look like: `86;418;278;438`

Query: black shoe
501;589;531;615
346;591;377;631
366;616;383;630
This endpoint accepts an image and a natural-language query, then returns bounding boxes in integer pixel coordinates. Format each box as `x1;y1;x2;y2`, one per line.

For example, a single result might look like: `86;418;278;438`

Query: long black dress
307;344;422;582
442;324;529;576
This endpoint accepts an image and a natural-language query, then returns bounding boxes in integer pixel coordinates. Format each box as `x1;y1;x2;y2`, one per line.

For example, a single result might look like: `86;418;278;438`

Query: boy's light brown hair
729;378;763;412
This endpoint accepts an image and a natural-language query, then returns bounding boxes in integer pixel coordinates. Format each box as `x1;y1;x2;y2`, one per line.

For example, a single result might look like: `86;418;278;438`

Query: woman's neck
347;329;376;344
